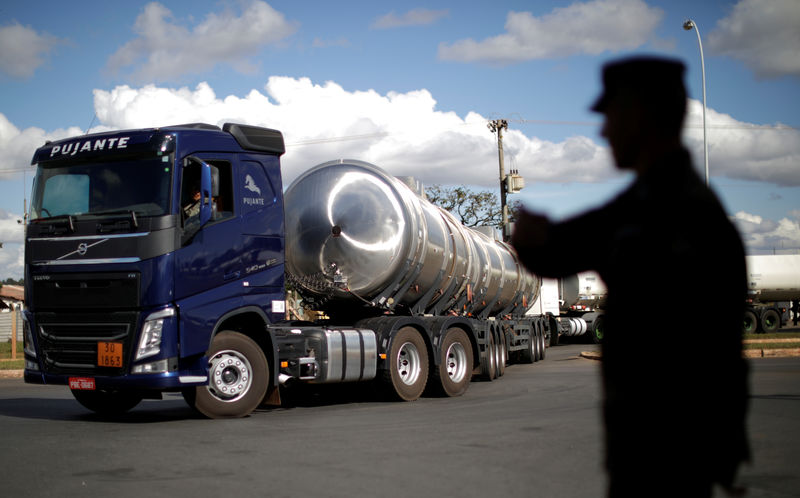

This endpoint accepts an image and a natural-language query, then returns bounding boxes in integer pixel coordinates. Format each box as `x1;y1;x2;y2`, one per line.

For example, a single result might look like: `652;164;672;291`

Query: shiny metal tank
284;159;538;317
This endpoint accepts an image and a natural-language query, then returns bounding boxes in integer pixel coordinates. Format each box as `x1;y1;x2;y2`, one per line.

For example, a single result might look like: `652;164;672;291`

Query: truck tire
521;327;536;364
481;330;498;380
743;310;758;334
589;316;605;344
760;309;781;333
186;331;269;418
533;324;541;362
432;328;473;397
496;330;506;377
548;316;560;347
383;327;429;401
71;389;142;416
538;325;546;361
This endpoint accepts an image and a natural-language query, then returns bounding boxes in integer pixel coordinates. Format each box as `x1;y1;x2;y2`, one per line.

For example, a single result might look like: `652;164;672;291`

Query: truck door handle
224;271;241;281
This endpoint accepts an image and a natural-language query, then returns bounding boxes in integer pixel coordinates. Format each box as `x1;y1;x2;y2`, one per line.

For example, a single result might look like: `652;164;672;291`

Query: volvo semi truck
22;123;548;418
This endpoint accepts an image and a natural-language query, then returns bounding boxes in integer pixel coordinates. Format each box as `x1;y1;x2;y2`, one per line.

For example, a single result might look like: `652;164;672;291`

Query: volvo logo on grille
77;243;88;256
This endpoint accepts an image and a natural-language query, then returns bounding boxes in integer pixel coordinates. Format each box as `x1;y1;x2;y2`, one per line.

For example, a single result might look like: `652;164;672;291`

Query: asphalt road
0;345;798;497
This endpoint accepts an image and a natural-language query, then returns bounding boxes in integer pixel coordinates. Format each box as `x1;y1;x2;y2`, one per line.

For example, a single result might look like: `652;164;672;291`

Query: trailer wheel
743;310;759;334
761;309;780;333
538;325;546;361
496;330;506;377
533;324;541;362
383;327;429;401
432;328;473;397
589;316;605;344
186;331;268;418
481;330;498;380
71;389;142;416
548;316;560;347
521;326;536;364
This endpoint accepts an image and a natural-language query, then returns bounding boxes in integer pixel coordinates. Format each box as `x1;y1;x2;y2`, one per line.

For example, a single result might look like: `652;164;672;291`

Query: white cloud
106;1;297;81
0;211;25;280
0;22;63;79
0;113;83;181
89;77;617;189
0;76;794;193
733;211;800;253
371;8;449;29
0;210;24;245
682;100;800;186
0;76;797;274
707;0;800;78
438;0;663;63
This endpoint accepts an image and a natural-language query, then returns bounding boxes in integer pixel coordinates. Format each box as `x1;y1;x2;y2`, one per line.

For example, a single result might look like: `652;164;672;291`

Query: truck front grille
35;312;139;376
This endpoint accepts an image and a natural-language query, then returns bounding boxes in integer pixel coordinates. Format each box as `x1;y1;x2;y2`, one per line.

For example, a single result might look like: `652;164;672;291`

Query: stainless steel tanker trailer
283;159;548;399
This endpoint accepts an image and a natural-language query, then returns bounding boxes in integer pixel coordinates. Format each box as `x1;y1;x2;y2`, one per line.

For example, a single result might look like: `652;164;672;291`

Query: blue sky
1;0;799;279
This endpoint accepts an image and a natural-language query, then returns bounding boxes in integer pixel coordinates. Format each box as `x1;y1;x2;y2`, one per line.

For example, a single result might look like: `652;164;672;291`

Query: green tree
425;185;520;229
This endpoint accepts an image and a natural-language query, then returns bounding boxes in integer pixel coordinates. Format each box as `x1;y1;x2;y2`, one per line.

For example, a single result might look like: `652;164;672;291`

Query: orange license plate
97;341;123;367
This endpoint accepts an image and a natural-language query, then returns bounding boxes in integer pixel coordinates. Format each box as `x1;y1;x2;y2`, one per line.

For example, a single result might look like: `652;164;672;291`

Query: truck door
174;154;242;302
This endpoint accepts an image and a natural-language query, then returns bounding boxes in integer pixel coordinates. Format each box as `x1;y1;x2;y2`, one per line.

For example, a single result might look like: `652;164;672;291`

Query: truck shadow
271;381;391;409
0;396;204;423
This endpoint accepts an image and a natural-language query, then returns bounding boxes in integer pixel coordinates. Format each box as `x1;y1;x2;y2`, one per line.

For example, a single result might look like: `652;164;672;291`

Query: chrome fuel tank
284;159;538;317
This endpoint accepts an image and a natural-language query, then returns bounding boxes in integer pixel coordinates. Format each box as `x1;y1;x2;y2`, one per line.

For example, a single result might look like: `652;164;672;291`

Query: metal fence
0;310;22;342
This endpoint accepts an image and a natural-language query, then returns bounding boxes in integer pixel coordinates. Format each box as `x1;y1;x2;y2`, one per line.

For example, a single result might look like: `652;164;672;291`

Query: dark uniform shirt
514;146;749;492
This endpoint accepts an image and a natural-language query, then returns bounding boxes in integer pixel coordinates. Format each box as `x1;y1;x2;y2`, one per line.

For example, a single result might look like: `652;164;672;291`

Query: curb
580;349;800;361
743;348;800;358
0;370;23;379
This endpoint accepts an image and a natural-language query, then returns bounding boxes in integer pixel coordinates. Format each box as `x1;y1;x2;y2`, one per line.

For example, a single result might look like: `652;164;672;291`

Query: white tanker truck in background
528;255;800;345
743;255;800;333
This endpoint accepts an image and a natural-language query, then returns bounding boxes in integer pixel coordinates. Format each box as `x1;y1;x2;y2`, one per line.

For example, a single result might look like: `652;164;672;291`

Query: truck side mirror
199;162;212;226
186;156;218;228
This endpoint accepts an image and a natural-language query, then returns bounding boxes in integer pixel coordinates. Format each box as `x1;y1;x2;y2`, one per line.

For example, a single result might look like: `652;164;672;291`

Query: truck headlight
22;314;36;358
136;307;175;360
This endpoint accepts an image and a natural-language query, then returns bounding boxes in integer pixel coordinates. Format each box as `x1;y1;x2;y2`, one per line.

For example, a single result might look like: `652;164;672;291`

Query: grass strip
0;359;23;370
743;342;800;350
743;332;800;340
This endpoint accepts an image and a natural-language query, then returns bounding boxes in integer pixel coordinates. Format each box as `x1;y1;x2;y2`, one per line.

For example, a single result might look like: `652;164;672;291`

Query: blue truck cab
23;123;289;417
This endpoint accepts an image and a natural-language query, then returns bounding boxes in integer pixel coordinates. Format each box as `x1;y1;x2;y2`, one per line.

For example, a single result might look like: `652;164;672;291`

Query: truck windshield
30;157;172;221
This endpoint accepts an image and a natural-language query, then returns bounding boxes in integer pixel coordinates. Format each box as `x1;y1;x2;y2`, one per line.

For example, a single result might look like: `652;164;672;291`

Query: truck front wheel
71;389;142;416
432;328;473;397
383;327;429;401
186;331;268;418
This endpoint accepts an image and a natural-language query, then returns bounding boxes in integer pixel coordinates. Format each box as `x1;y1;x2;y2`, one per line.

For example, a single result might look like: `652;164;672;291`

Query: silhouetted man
512;56;749;497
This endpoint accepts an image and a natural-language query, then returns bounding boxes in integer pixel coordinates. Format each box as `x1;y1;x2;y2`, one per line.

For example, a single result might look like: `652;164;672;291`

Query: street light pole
683;18;709;186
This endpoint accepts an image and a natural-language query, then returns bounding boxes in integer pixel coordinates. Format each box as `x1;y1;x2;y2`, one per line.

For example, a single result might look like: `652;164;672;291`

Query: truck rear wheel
496;330;506;377
743;310;758;334
383;327;429;401
589;316;605;344
186;331;268;418
71;389;142;416
521;327;536;364
538;325;546;361
432;328;473;397
761;309;780;333
481;330;498;380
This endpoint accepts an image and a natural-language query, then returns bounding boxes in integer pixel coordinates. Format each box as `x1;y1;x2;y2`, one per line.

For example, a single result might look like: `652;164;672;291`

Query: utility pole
488;119;524;241
488;119;509;240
